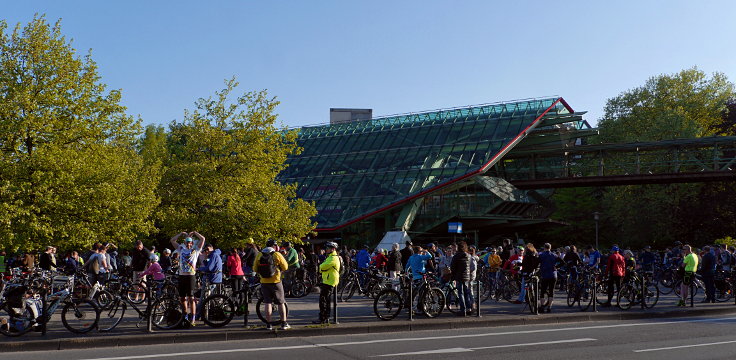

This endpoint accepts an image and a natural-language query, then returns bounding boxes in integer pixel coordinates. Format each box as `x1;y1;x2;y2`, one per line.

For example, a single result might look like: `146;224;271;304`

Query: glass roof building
278;97;593;245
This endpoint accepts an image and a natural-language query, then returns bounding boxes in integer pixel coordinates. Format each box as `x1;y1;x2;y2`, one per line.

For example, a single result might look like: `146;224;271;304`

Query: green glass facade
279;97;581;235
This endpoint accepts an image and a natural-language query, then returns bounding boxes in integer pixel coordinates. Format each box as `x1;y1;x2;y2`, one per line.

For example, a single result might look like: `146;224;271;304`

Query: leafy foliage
0;16;158;251
156;79;317;249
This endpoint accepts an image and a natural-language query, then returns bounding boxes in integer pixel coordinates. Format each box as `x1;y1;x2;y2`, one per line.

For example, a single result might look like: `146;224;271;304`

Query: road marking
634;340;736;353
374;338;597;357
78;316;736;360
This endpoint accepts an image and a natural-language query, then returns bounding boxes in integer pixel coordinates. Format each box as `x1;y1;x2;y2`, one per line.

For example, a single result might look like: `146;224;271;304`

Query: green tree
591;68;735;248
156;78;316;249
0;16;158;251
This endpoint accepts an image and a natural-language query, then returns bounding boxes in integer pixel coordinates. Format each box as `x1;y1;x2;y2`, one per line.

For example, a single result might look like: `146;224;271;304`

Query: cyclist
400;241;413;269
601;246;625;307
313;241;340;324
586;245;601;269
138;254;165;296
170;231;205;326
700;245;716;303
678;244;698;306
486;247;502;290
199;243;223;294
718;244;731;272
226;248;245;293
405;245;433;281
639;245;656;273
538;243;558;313
515;243;539;305
254;244;290;330
450;241;472;316
282;241;300;294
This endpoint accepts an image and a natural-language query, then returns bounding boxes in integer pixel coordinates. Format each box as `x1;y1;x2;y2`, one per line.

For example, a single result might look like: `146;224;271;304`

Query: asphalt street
5;314;736;360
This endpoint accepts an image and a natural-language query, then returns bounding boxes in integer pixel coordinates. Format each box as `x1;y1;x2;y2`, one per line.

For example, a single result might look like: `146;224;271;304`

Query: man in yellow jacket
314;242;341;324
254;245;289;330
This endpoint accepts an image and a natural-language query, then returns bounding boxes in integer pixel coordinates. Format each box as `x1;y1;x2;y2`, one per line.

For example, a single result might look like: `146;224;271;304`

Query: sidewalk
2;290;735;352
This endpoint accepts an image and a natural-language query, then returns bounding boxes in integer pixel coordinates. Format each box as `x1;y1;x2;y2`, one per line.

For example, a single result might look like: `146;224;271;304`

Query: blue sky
4;1;735;129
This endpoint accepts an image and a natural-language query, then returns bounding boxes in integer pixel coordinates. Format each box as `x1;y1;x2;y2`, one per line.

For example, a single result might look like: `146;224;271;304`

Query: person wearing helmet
601;246;625;307
254;246;289;330
137;253;165;297
170;231;205;325
313;242;341;324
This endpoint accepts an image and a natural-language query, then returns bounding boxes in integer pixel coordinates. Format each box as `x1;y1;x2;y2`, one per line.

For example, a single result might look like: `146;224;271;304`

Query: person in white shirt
170;231;205;325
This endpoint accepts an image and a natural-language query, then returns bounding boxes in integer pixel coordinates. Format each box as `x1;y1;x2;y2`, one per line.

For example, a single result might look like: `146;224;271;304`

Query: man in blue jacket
406;245;433;281
199;244;223;293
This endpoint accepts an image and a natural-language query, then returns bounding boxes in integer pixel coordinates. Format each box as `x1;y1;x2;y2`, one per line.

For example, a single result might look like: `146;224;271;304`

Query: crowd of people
2;235;735;328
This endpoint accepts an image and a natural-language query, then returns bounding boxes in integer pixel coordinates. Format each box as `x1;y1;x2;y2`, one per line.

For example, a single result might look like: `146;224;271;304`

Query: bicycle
96;278;184;332
0;275;99;336
373;273;445;320
522;270;540;314
616;270;659;310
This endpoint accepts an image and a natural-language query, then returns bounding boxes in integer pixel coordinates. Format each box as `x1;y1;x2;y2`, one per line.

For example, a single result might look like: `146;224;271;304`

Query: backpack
257;252;278;278
85;254;100;274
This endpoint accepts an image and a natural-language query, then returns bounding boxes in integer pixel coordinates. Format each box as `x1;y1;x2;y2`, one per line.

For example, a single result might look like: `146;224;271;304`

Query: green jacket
319;252;341;287
0;255;6;273
285;247;300;269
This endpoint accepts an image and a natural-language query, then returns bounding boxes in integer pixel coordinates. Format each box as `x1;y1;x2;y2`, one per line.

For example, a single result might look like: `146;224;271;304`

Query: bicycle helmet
150;254;159;262
325;242;338;249
262;247;275;254
611;246;620;252
266;239;276;247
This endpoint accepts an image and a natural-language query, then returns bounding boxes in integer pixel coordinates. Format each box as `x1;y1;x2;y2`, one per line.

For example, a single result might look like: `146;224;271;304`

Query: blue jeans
457;281;474;311
518;277;527;302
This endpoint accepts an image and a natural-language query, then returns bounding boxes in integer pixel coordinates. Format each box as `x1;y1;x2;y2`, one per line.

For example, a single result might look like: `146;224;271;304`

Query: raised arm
191;231;206;251
170;232;186;249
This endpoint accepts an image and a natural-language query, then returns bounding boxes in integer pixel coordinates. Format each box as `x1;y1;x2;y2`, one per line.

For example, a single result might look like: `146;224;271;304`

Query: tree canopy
540;68;736;249
0;16;159;251
155;79;317;249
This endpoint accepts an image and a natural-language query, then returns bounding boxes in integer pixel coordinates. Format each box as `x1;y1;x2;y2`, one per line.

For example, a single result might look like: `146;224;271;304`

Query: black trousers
319;283;334;321
702;273;715;301
607;275;622;303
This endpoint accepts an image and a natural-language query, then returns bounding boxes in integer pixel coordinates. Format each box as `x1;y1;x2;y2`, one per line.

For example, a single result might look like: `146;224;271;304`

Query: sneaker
280;322;291;330
676;300;685;307
265;324;273;331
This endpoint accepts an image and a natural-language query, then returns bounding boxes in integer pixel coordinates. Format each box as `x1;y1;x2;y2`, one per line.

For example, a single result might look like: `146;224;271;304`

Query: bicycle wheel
502;280;520;303
578;284;593;311
291;281;307;298
126;283;147;304
97;297;126;332
255;298;289;325
61;299;99;334
617;285;635;310
339;281;357;302
151;297;184;330
93;290;115;309
373;289;402;321
644;282;660;308
658;269;674;294
526;284;538;314
201;294;235;328
163;284;178;299
715;280;733;303
566;284;578;307
444;285;462;314
420;287;445;318
0;303;34;337
595;282;609;305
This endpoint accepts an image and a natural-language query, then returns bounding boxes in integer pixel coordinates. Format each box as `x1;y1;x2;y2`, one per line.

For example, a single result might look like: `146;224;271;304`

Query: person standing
227;248;245;293
131;240;152;282
40;246;57;271
678;244;699;307
313;242;340;324
254;245;290;330
170;231;204;326
450;241;472;316
538;243;558;313
601;246;625;307
199;243;223;294
400;241;413;269
160;248;173;273
387;243;402;287
0;251;6;275
515;243;539;304
282;241;300;295
701;245;716;303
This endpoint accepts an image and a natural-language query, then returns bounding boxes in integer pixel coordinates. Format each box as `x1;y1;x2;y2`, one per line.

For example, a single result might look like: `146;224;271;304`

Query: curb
3;307;736;352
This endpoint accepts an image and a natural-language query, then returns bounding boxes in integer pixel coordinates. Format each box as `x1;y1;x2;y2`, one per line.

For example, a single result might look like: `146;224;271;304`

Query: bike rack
243;287;249;328
640;273;646;310
475;278;481;317
146;283;153;332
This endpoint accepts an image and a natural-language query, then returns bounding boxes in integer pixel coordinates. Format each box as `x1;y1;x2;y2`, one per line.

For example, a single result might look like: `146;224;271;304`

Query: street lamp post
593;212;600;250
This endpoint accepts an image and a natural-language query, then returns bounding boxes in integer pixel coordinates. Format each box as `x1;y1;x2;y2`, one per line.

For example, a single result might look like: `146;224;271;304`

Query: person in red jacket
226;248;245;293
602;245;625;307
372;249;388;272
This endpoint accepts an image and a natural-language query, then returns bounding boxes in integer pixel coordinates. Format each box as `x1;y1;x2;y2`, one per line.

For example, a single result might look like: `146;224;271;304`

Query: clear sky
4;1;735;129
